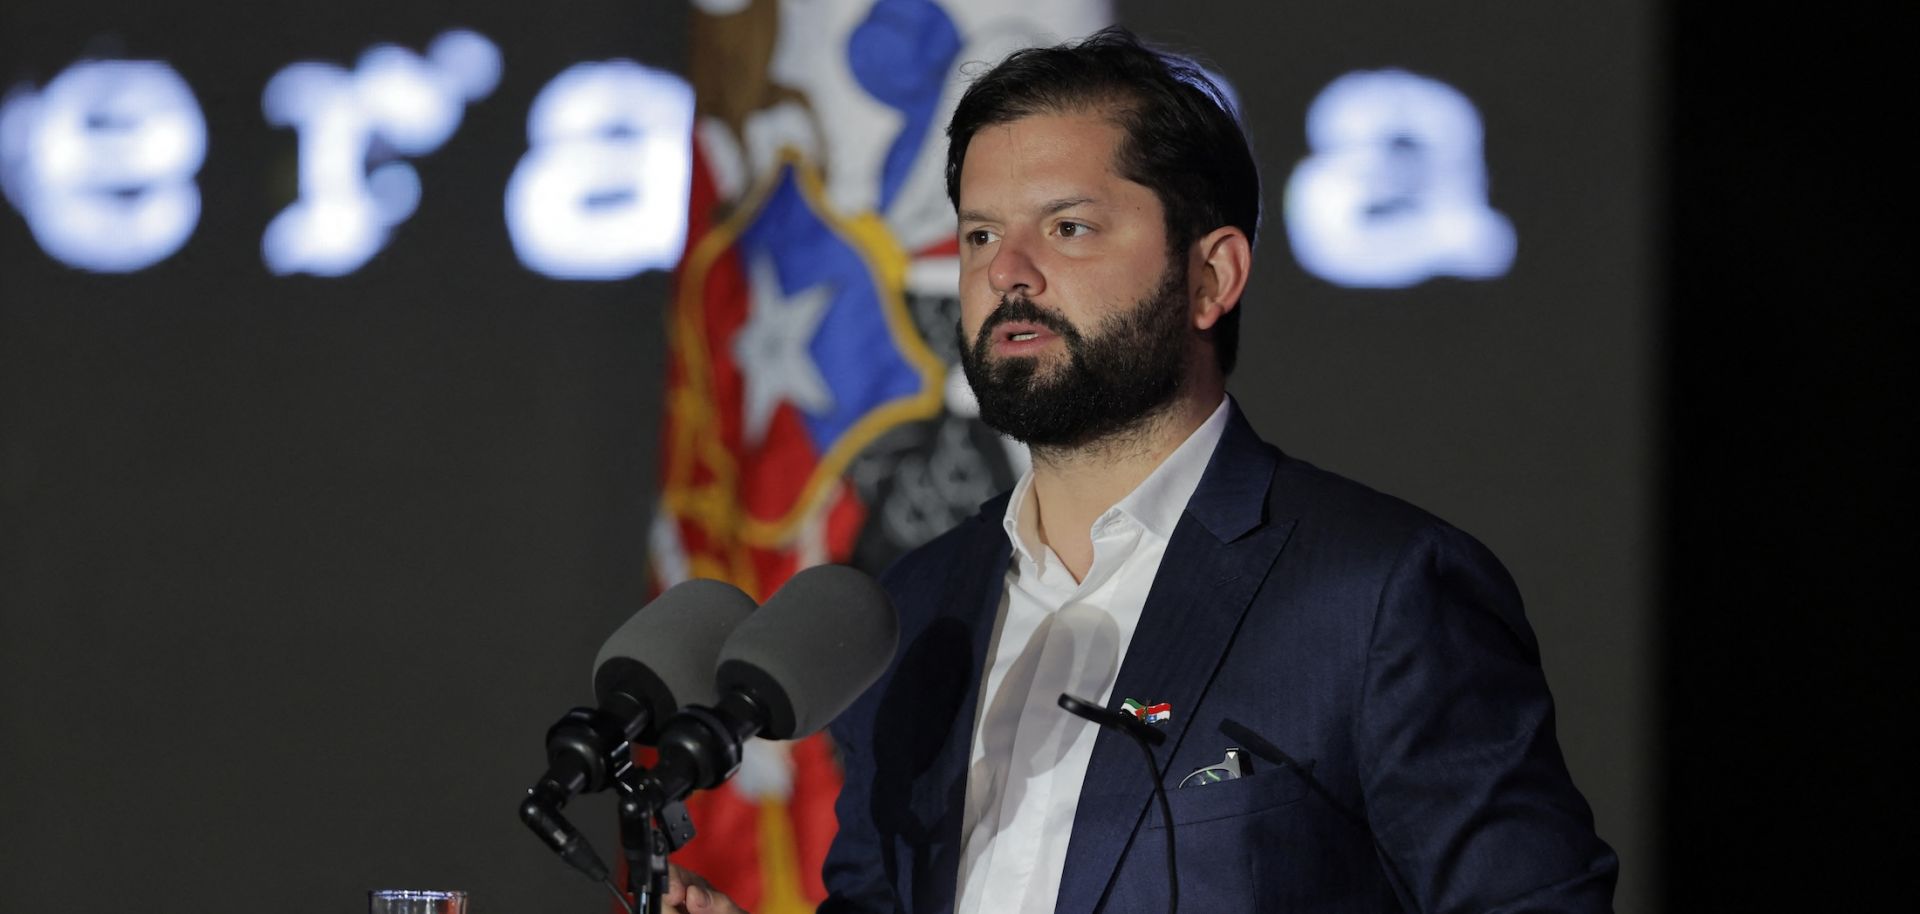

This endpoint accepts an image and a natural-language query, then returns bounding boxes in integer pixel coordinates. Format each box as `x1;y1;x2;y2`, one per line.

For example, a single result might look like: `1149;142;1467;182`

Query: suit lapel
1052;407;1297;914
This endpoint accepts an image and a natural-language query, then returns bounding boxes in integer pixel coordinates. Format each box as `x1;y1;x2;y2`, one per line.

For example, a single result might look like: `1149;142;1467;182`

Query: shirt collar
1002;472;1044;568
1000;395;1233;560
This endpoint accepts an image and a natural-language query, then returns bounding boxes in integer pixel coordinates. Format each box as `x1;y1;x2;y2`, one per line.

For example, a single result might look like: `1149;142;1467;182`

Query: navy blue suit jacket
821;407;1618;913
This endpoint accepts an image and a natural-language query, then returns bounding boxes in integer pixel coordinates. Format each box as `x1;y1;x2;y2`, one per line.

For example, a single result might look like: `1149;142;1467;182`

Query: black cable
1216;718;1411;903
1216;719;1367;829
602;878;635;914
1133;731;1178;914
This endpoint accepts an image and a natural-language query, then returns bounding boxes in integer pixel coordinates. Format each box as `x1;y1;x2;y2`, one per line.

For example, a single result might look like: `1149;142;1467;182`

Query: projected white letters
0;36;716;280
260;29;502;276
1284;70;1515;289
0;60;207;272
504;61;694;280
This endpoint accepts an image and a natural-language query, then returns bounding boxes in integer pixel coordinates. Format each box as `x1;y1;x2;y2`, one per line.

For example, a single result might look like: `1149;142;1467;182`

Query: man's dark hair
945;27;1260;376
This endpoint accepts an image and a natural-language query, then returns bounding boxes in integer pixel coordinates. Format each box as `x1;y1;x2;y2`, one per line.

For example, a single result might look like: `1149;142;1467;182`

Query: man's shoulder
1205;403;1469;554
1220;435;1516;598
1264;451;1517;598
1269;453;1444;536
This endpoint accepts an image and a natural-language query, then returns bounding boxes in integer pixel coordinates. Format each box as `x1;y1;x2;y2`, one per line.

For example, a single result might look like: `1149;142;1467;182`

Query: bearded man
667;28;1617;914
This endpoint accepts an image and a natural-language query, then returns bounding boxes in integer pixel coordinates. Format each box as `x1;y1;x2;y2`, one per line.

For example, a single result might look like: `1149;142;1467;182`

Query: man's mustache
974;296;1080;351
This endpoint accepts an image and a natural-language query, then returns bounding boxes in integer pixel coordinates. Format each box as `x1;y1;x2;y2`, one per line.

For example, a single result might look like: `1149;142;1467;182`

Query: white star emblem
732;251;835;445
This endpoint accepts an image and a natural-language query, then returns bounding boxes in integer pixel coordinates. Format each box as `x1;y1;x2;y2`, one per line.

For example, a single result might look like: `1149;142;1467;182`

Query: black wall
1662;4;1909;908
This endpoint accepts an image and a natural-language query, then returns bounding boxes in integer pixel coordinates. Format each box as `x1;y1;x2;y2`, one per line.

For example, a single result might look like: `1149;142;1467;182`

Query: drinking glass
368;889;468;914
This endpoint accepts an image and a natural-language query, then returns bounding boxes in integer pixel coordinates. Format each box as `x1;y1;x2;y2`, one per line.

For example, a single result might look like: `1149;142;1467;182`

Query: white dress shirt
954;397;1231;914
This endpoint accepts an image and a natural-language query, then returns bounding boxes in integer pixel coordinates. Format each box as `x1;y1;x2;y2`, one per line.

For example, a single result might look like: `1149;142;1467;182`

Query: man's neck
1026;382;1225;581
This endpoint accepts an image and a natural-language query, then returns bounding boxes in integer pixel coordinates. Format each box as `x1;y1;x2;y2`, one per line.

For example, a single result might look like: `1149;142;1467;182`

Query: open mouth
993;320;1055;346
974;305;1074;356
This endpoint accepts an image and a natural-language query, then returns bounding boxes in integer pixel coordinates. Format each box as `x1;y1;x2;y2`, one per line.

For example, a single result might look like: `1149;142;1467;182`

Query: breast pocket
1149;765;1309;828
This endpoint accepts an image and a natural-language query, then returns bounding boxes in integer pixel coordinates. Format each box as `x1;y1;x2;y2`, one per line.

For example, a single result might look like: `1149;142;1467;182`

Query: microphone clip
617;768;697;914
542;705;641;797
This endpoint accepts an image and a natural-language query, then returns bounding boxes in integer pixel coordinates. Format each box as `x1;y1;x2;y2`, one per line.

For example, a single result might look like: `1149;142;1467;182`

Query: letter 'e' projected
0;60;207;272
261;29;501;276
1284;70;1515;289
505;61;694;280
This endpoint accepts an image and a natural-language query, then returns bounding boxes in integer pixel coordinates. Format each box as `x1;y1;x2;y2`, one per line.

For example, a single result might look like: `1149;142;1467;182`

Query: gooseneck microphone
520;579;757;881
1060;692;1178;914
638;564;900;807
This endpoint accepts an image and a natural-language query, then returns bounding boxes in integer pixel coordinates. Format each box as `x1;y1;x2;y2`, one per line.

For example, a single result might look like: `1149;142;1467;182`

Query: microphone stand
616;768;697;914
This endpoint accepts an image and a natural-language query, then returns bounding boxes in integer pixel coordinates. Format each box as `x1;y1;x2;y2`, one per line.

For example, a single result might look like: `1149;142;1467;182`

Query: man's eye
1058;221;1087;237
964;229;995;247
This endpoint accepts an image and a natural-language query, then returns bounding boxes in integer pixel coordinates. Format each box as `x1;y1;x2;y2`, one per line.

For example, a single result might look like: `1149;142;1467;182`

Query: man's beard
958;257;1191;450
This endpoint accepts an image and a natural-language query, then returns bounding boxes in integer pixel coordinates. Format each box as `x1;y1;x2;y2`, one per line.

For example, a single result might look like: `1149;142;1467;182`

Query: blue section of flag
737;166;925;453
847;0;960;212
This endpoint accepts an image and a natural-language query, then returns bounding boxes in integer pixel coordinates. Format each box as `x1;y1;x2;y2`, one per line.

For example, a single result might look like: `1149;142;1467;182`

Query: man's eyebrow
1040;196;1096;215
956;197;1098;224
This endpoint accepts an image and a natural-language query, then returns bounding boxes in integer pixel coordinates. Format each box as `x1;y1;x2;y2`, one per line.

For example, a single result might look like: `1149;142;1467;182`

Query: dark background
1661;5;1907;910
1;3;682;910
2;1;1899;912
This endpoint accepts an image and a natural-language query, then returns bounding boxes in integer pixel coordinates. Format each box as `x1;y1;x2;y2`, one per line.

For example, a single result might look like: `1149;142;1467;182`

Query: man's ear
1189;226;1252;332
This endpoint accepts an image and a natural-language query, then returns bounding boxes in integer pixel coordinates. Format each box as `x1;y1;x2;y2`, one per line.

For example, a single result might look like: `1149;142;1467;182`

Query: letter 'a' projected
505;61;694;280
1284;70;1516;289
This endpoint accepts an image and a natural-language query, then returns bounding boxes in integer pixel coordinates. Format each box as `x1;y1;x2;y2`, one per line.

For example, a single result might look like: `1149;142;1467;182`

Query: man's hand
662;863;749;914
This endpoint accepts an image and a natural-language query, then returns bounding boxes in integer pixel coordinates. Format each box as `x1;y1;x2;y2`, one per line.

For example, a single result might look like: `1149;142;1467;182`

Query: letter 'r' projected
1284;70;1516;289
0;60;207;272
261;29;501;276
505;61;694;279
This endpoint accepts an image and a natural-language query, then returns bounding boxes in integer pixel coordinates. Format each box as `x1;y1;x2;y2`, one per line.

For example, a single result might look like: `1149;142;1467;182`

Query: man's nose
989;236;1045;298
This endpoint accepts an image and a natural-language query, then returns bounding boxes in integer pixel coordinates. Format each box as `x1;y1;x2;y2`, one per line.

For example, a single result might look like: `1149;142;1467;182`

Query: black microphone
637;564;899;807
520;578;757;880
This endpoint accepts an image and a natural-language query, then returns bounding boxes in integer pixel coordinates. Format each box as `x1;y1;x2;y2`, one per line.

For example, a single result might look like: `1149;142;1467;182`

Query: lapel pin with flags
1121;698;1173;725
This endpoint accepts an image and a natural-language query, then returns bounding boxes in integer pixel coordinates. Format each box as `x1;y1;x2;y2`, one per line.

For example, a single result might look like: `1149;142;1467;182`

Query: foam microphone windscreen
592;578;758;742
714;564;900;740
